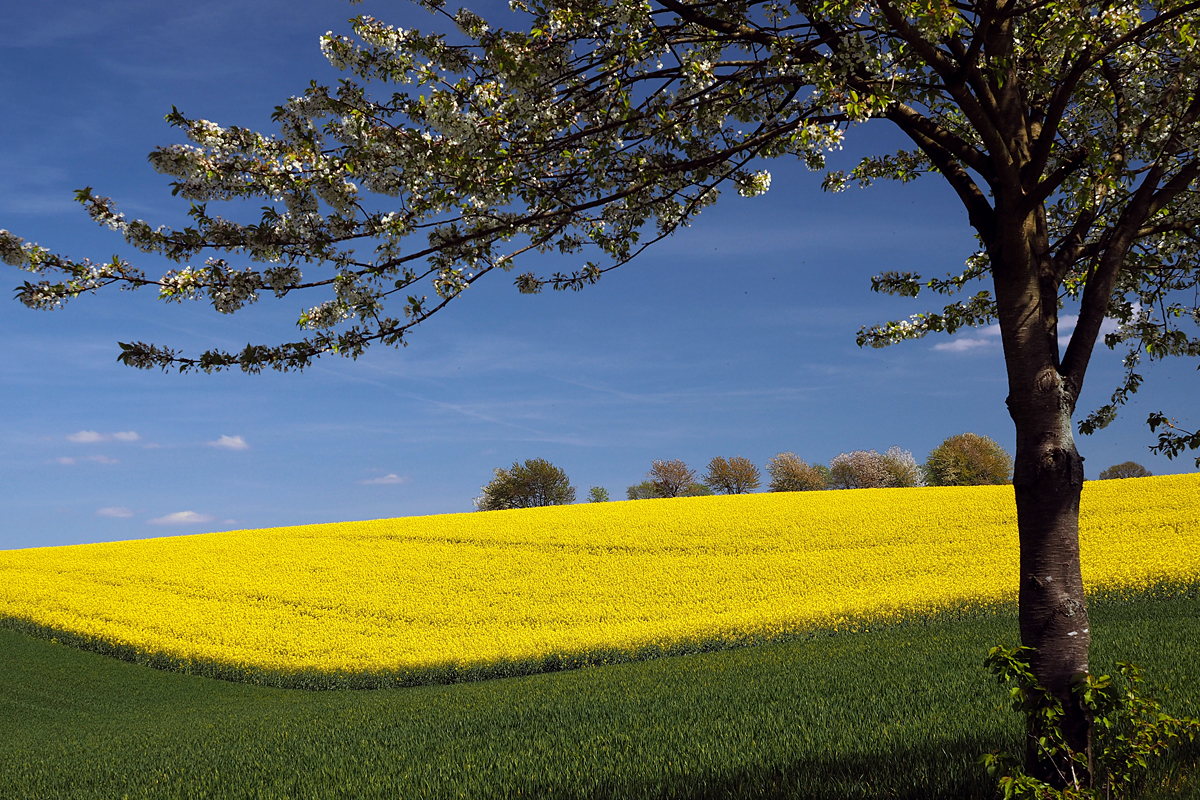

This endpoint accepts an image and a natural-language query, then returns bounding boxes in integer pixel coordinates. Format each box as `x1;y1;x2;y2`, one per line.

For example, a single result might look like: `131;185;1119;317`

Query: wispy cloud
147;511;214;526
66;430;140;443
934;316;1126;354
96;507;134;518
933;337;996;353
208;435;249;451
932;324;1002;353
55;455;119;465
360;473;408;485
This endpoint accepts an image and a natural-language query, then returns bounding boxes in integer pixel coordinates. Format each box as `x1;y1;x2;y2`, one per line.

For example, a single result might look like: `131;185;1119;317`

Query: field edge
4;580;1196;690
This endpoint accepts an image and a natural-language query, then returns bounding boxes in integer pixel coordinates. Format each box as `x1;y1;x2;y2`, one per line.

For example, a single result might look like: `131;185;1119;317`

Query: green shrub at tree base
981;645;1199;797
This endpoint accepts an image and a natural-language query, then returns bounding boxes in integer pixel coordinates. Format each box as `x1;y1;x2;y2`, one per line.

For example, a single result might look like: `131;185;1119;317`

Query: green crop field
3;593;1198;800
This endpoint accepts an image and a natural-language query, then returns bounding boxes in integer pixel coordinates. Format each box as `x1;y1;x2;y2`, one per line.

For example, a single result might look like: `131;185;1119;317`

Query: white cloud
208;435;249;451
147;511;215;526
54;455;119;465
932;323;1002;353
96;507;134;518
939;316;1124;354
933;337;996;353
65;430;140;443
360;473;408;485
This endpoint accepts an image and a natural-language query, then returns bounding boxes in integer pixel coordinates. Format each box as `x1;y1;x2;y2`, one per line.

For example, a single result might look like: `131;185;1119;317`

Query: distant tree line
474;436;1154;509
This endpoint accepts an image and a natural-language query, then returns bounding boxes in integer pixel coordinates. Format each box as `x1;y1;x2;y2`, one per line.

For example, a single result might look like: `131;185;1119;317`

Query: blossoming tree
4;0;1200;778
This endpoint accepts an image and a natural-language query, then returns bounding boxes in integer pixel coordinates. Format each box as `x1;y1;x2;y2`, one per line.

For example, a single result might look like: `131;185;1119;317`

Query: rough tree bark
1006;350;1092;778
990;204;1093;781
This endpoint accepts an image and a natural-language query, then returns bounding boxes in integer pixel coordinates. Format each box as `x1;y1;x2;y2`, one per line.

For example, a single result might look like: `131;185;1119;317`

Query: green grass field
3;593;1198;800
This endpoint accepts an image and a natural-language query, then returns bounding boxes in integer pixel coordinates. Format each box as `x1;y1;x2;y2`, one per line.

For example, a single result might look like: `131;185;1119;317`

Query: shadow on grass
520;736;1003;800
539;738;1200;800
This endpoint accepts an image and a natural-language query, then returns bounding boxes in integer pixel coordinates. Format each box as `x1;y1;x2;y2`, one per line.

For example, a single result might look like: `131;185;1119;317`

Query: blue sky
3;0;1196;550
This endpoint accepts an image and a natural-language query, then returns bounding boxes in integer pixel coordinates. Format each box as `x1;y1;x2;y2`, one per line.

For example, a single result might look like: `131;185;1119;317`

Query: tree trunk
1007;366;1091;786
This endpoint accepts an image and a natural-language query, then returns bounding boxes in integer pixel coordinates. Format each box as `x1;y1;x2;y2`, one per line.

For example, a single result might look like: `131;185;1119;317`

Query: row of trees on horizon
474;434;1155;511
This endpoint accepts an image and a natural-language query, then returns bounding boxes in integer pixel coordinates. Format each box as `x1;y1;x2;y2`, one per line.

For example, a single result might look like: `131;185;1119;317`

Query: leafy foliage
474;458;575;511
924;433;1013;487
980;644;1200;798
1147;414;1200;469
5;0;1195;441
766;452;829;492
587;486;610;502
1097;462;1153;481
702;456;761;494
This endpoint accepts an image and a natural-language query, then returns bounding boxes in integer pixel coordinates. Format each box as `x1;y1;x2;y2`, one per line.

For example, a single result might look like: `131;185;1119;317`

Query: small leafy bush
980;644;1200;799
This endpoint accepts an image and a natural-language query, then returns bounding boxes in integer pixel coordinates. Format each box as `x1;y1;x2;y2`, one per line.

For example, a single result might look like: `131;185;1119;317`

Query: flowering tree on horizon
5;0;1200;779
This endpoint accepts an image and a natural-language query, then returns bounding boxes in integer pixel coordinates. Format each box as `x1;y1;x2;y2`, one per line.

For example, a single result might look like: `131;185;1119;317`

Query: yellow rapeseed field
0;473;1196;683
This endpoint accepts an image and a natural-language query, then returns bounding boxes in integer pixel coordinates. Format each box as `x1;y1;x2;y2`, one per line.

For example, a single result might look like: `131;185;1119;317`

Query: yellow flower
1;474;1195;680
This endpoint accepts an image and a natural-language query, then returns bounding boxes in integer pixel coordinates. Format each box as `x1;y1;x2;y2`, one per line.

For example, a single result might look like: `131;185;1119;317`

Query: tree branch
885;104;996;239
875;0;1016;188
1026;1;1200;178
